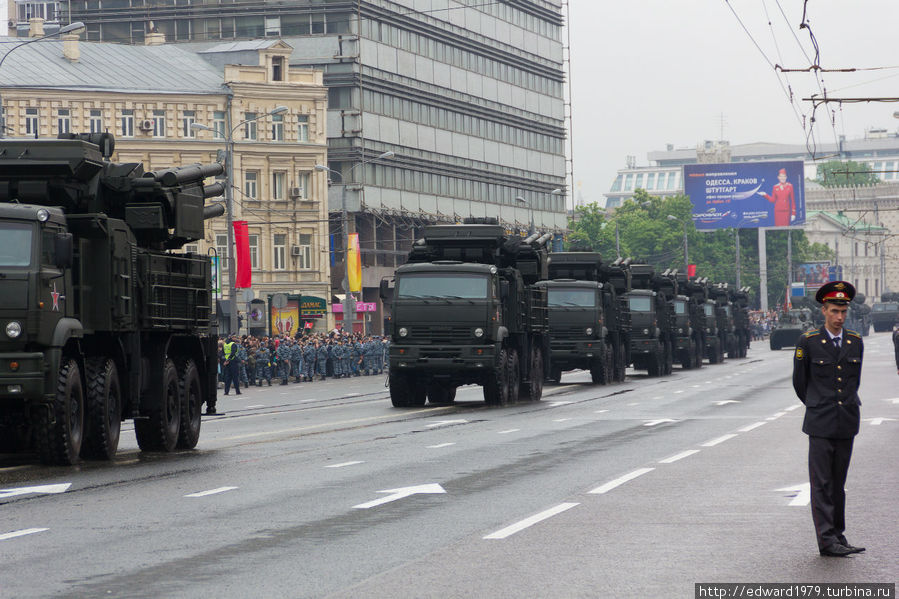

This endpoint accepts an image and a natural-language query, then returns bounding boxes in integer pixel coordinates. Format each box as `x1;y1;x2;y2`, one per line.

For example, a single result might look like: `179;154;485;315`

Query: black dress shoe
820;543;854;557
838;538;865;553
205;407;217;415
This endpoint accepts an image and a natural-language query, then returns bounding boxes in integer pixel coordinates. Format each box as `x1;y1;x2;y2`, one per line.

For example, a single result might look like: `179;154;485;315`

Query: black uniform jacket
792;326;862;439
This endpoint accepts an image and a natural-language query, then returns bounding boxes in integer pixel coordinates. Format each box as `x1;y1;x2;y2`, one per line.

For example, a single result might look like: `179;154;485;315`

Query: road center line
658;449;699;464
589;468;654;494
738;422;767;433
785;405;801;412
184;487;239;498
702;434;737;447
427;443;455;449
483;503;579;540
498;429;520;434
0;528;49;541
325;461;364;469
767;412;786;421
245;404;265;409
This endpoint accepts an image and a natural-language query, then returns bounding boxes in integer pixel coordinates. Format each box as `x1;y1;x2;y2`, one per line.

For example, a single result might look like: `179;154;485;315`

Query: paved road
1;334;897;598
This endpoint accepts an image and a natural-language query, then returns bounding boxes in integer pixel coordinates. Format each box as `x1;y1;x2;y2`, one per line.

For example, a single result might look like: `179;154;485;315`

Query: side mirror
500;280;510;301
379;279;391;301
54;233;74;269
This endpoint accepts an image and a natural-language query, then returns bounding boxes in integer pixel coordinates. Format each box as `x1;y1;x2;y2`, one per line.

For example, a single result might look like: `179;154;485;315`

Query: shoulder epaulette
845;329;861;338
803;330;820;337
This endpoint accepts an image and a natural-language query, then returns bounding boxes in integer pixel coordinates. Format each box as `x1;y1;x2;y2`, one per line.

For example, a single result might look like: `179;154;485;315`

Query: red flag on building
233;220;252;288
687;264;696;278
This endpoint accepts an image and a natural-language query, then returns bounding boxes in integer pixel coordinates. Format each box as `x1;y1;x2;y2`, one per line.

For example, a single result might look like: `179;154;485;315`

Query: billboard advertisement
683;161;805;230
795;262;832;286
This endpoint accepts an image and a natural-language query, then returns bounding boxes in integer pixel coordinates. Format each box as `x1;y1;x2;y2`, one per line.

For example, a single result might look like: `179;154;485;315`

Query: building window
88;109;103;134
272;171;286;200
272;55;284;81
213;111;226;139
244;112;257;140
297;233;312;269
182;110;196;137
646;173;656;190
266;17;281;37
57;109;71;134
297;114;309;142
248;234;259;269
294;172;310;199
121;109;134;137
635;173;644;189
184;244;199;254
271;113;284;141
244;171;258;200
667;172;678;190
215;233;228;260
25;108;39;137
273;234;287;270
624;174;633;191
152;110;166;138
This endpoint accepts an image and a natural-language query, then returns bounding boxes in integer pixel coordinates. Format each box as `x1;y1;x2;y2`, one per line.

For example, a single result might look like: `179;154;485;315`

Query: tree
814;160;879;187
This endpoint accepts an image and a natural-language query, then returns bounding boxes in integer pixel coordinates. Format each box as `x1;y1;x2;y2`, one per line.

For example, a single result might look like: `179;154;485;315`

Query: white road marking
325;461;364;468
245;404;265;409
715;400;739;406
0;483;72;499
785;404;801;412
701;434;737;447
426;419;468;428
644;419;676;426
345;393;361;397
627;402;639;406
766;412;786;421
658;449;699;464
184;487;239;498
673;390;684;394
483;503;580;540
553;418;572;422
652;396;663;400
691;385;701;388
777;482;811;507
595;409;609;414
867;417;896;426
353;483;446;509
548;401;572;407
589;468;655;494
0;528;49;541
498;429;520;434
738;422;767;433
427;443;456;449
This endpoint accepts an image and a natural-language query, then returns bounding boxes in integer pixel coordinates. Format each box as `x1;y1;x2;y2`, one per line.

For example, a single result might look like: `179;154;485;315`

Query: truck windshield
397;274;489;299
0;222;33;267
873;303;898;312
674;301;686;314
548;288;594;307
704;304;714;317
628;296;652;312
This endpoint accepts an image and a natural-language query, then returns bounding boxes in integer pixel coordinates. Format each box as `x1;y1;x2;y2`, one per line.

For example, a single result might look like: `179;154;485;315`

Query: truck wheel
177;359;202;449
427;384;455;405
81;357;121;460
135;359;181;452
647;349;661;377
680;348;693;370
35;358;84;465
522;346;544;401
694;339;704;368
507;349;521;404
484;348;510;406
590;345;608;384
549;365;562;384
390;373;416;407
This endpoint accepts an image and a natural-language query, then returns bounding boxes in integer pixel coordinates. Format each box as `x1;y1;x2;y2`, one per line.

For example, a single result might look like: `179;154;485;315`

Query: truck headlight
398;327;409;337
643;328;649;335
36;209;50;222
585;327;594;336
706;327;711;333
5;321;22;339
474;327;485;338
678;328;684;334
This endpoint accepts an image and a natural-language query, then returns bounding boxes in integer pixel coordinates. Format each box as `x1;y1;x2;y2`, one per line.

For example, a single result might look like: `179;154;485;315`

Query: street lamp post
667;214;689;275
192;105;288;335
0;21;86;138
735;218;759;288
515;188;562;235
315;151;394;333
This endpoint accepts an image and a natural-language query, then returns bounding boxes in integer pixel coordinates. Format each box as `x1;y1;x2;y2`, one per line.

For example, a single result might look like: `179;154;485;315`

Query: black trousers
223;361;241;395
808;435;854;549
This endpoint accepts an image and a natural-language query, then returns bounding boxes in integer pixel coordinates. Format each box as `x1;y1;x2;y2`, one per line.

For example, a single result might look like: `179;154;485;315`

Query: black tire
507;349;521;404
590;344;610;384
81;357;121;460
484;348;510;406
694;337;704;369
390;372;418;407
427;384;455;405
135;359;181;452
663;340;674;375
549;365;562;383
522;346;544;401
680;347;693;370
708;338;720;363
177;359;202;449
35;358;84;465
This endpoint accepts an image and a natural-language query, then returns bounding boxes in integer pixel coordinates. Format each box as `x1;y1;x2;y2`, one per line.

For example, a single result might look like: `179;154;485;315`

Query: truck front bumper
0;352;48;401
390;344;497;372
629;338;659;354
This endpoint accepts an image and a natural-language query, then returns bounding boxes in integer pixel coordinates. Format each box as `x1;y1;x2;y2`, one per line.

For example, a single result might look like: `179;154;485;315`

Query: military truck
846;292;871;336
0;134;222;465
382;219;550;407
536;251;627;385
625;263;674;377
708;284;739;360
730;285;752;358
669;272;706;369
770;308;815;350
871;296;899;332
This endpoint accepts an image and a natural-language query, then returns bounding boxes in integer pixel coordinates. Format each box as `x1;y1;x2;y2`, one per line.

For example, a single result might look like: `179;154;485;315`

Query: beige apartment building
0;31;333;333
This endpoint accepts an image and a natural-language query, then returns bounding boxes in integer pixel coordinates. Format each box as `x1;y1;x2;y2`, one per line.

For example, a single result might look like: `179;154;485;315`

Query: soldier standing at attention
893;325;899;375
792;281;865;558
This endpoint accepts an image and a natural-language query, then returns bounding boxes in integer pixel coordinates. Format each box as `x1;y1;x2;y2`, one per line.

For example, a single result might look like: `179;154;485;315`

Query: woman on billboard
758;168;796;226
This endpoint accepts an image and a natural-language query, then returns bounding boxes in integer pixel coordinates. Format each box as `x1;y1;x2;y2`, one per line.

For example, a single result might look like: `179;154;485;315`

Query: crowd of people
217;330;389;398
749;310;780;340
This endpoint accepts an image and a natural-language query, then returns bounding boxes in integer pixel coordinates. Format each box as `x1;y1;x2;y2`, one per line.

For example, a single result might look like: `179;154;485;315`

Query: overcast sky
567;1;899;207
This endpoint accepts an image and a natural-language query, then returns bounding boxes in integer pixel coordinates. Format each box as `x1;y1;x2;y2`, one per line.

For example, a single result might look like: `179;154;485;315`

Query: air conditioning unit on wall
291;245;302;256
138;119;153;131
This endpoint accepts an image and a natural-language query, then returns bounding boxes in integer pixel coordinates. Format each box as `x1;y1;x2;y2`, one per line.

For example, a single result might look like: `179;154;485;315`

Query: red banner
233;221;252;289
687;264;696;278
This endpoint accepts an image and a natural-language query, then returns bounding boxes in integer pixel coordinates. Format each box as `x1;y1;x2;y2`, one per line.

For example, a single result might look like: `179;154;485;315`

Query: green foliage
565;191;835;309
814;160;879;187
